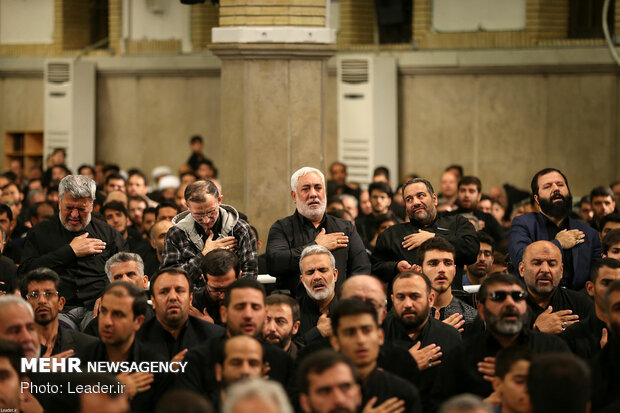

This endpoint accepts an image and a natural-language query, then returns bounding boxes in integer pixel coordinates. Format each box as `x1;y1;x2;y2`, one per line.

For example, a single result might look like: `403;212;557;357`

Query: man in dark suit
509;168;601;290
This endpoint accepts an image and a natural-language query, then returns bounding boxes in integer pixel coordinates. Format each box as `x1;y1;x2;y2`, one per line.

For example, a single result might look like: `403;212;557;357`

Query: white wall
124;0;191;52
0;0;54;44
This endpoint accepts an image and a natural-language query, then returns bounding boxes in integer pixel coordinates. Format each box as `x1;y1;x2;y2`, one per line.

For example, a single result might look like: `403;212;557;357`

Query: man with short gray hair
266;167;370;295
20;175;126;330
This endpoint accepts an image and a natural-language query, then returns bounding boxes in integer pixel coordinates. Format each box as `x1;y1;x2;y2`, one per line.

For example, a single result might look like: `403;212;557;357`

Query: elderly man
20;175;126;330
266;167;370;294
509;168;601;290
162;180;257;285
0;295;40;360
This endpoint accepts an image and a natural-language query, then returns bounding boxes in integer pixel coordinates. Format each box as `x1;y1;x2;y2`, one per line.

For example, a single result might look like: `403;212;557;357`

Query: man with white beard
296;245;339;345
266;167;370;295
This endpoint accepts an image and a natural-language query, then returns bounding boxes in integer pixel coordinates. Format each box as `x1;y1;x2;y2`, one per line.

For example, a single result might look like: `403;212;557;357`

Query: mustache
500;307;520;317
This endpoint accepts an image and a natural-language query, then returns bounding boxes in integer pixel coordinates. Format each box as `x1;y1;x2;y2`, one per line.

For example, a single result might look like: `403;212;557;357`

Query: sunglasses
488;290;527;302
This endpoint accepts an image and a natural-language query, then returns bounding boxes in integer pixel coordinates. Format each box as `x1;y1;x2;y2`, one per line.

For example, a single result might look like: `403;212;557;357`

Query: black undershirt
542;215;574;288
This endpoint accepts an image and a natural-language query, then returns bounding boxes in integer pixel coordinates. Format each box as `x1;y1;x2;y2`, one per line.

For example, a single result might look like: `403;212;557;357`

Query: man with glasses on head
433;273;569;406
162;180;257;285
20;175;126;331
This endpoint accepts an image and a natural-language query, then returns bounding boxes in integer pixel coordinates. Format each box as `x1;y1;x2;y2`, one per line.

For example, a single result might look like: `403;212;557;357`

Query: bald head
522;240;562;264
519;240;563;298
340;275;387;323
150;220;174;257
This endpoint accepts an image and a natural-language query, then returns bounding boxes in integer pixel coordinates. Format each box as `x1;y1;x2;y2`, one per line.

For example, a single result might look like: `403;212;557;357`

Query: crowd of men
1;137;620;413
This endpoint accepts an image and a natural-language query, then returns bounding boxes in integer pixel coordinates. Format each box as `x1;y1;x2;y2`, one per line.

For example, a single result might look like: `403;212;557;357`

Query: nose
70;208;79;217
18;327;36;345
539;261;551;273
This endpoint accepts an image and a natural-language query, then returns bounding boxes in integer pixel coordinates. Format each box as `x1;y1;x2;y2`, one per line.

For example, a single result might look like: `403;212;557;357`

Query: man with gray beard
266;167;370;295
432;273;569;407
296;245;339;345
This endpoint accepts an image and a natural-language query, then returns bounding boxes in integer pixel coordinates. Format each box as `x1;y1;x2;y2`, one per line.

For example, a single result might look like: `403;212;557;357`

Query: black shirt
561;313;607;360
362;368;423;413
591;335;620;412
136;315;225;360
266;211;371;294
19;216;127;308
526;286;594;330
297;291;339;345
542;215;575;288
48;326;97;355
371;214;478;282
447;208;506;244
192;287;224;326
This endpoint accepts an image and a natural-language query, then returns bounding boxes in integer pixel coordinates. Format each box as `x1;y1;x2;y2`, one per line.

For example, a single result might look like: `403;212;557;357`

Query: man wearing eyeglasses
432;273;569;406
21;268;96;356
519;240;593;335
20;175;126;331
162;180;257;285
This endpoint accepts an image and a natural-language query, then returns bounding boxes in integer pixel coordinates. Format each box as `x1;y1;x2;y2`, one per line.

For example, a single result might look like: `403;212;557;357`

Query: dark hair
223;278;266;308
2;182;22;194
600;213;620;230
528;353;590;413
373;166;390;181
478;273;525;302
156;201;180;219
590;185;615;201
590;258;620;283
101;201;128;217
105;173;125;185
298;349;358;394
51;164;72;176
103;164;120;175
402;178;435;198
373;213;398;232
578;195;591;207
150;267;192;297
155;389;214;413
416;237;456;266
458;176;482;192
603;229;620;255
21;267;61;298
77;164;95;176
495;346;533;379
327;209;353;221
184;180;219;203
445;165;463;178
30;201;54;220
392;271;431;295
368;181;393;198
144;206;157;216
0;338;25;379
103;281;148;318
249;225;259;242
530;168;569;196
128;195;148;207
331;298;379;335
330;161;346;173
0;203;13;221
190;135;203;145
128;169;149;186
476;231;495;253
265;293;301;324
201;249;240;277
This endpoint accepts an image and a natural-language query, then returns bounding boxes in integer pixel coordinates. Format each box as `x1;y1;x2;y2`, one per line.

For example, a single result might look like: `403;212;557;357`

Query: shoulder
189;316;226;337
529;330;570;351
325;215;354;232
269;214;296;229
568;218;598;235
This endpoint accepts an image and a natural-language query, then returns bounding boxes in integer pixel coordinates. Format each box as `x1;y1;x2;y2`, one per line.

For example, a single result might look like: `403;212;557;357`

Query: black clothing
126;226;157;273
447;209;505;244
542;215;575;288
84;305;155;337
136;315;225;360
192;288;224;326
297;291;338;345
362;368;423;413
433;329;570;404
77;339;171;413
266;211;370;293
19;216;126;308
0;256;17;291
47;326;97;355
591;335;620;413
561;313;607;360
526;286;594;330
187;153;211;172
356;214;379;249
378;342;421;386
371;214;478;282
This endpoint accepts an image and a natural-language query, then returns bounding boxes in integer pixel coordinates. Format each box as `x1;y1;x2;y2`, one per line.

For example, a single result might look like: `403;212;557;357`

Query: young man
603;228;620;260
464;232;495;286
491;346;533;413
356;181;398;248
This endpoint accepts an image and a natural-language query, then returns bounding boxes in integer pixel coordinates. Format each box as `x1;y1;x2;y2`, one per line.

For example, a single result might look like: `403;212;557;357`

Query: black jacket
526;287;594;330
371;214;478;282
266;211;370;293
561;313;607;360
48;326;97;355
362;368;423;413
19;216;126;308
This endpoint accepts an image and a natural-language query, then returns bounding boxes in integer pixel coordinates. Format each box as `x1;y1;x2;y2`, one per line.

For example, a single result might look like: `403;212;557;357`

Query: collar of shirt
294;210;327;232
194;214;222;241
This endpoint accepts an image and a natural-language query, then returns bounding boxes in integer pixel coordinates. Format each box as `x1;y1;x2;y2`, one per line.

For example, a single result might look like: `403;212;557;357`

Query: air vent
340;59;369;84
46;63;70;84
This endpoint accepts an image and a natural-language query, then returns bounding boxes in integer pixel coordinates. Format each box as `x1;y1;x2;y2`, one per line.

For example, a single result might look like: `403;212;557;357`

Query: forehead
154;273;189;290
229;288;264;304
524;242;561;261
480;242;493;251
598;267;620;281
538;171;566;187
423;249;454;261
506;359;531;376
188;194;219;208
459;183;479;191
297;172;324;187
307;363;355;389
153;223;173;236
393;276;426;293
486;282;523;293
61;194;91;206
27;280;56;290
337;313;376;330
226;338;263;358
101;292;134;311
404;182;430;197
603;222;620;231
128;175;145;184
593;195;613;202
266;303;293;318
0;304;33;329
110;261;140;275
342;277;384;300
301;253;332;269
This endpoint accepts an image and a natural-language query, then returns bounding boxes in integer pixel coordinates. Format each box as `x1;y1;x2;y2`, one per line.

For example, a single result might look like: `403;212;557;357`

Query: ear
217;195;223;204
412;264;422;273
220;305;228;324
149;238;156;250
534;194;540;207
291;190;297;203
586;281;595;297
58;297;66;312
432;193;438;206
428;291;435;307
378;327;385;346
329;334;340;351
215;363;222;383
134;314;145;331
333;268;338;283
150;295;156;310
518;261;525;278
559;263;564;280
141;276;149;289
292;320;300;336
237;271;242;280
299;394;311;413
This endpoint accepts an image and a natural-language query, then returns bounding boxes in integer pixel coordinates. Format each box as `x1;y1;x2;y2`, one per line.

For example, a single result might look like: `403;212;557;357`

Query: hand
402;230;435;250
408;342;442;371
533;306;579;334
317;312;333;337
117;372;154;398
362;396;406;413
478;356;496;382
189;305;214;324
92;296;102;318
50;350;74;370
315;229;348;251
171;349;188;364
439;312;465;333
601;328;608;349
396;260;413;272
70;233;107;257
201;233;237;256
555;229;585;249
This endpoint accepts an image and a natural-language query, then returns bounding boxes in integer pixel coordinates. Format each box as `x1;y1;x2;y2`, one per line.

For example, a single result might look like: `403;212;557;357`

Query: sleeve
266;220;315;278
236;221;258;279
446;216;479;266
161;228;204;284
509;215;547;269
19;229;77;274
345;223;371;275
370;230;401;282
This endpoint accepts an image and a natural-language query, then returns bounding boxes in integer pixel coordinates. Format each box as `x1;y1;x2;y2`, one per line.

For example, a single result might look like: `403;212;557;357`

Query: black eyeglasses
488;290;527;302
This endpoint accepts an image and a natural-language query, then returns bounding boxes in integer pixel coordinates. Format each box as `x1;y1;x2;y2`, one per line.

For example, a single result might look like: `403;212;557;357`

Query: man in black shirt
372;178;478;283
355;181;398;249
562;258;620;359
262;293;301;359
330;298;422;413
136;267;224;361
518;240;593;334
20;175;127;331
266;167;370;294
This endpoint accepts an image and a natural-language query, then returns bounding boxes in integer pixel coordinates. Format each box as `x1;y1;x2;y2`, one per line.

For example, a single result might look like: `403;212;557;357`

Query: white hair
222;379;293;413
58;175;97;201
290;167;325;192
104;252;145;281
0;295;34;318
299;244;336;273
339;194;358;207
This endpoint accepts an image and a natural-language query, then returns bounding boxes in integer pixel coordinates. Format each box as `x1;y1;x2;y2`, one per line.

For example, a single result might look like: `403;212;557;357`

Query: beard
396;303;430;331
297;196;326;221
467;261;489;278
264;331;292;350
408;205;436;226
527;274;557;298
483;306;526;336
303;282;334;302
538;193;573;219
